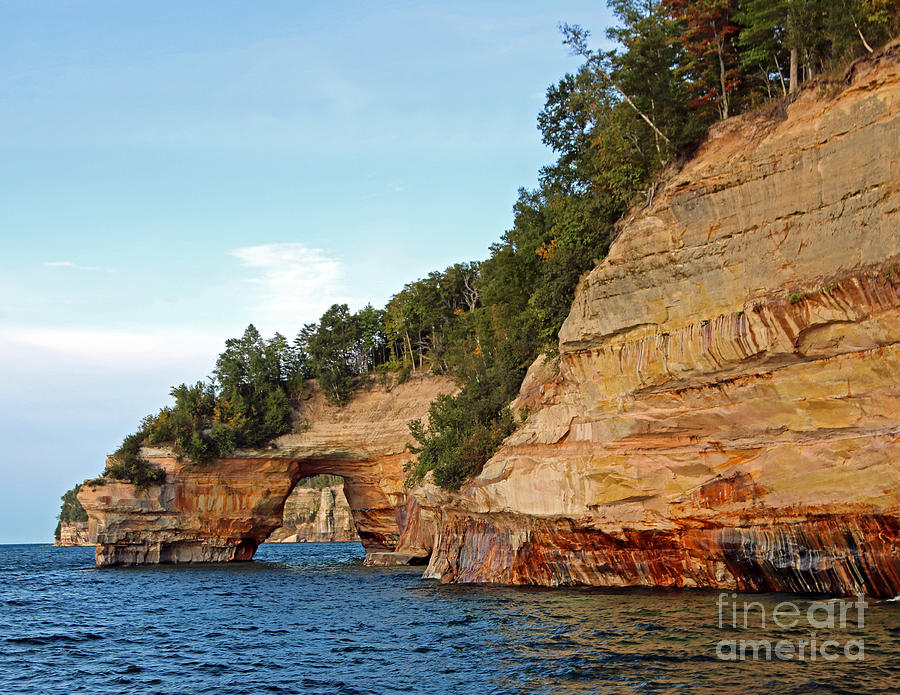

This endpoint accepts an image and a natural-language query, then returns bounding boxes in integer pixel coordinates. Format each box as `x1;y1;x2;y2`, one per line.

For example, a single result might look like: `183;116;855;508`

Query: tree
559;22;673;147
299;304;360;406
663;0;742;118
353;304;388;373
607;0;707;150
737;0;790;99
737;0;900;103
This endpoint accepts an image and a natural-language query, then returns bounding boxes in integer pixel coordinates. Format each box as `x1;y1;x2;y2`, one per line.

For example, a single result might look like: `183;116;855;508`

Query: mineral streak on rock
424;513;900;596
418;46;900;597
78;374;455;566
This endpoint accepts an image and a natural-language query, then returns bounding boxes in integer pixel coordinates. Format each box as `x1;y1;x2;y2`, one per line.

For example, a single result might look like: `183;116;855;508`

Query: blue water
1;544;898;694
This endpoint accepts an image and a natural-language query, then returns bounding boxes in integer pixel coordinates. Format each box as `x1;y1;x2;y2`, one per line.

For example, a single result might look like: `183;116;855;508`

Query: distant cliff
56;520;93;546
54;484;92;546
59;478;358;546
416;46;900;597
267;479;357;543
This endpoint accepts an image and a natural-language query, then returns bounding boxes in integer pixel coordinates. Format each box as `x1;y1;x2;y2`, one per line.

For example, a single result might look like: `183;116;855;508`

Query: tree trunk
855;22;874;53
611;84;671;145
773;53;787;96
417;330;423;370
789;47;798;93
710;21;729;121
404;330;414;368
717;40;729;119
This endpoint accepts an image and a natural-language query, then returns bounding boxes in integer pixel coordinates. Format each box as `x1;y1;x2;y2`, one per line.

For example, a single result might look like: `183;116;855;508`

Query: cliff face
55;521;94;546
267;483;357;543
78;374;454;566
419;48;900;597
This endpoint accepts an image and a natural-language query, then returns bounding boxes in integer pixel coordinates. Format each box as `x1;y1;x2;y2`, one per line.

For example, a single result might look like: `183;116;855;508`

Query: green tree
299;304;360;406
736;0;791;99
607;0;708;150
738;0;899;101
353;303;388;373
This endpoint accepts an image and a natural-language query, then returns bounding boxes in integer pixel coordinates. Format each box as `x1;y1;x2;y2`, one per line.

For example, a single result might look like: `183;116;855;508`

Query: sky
0;1;616;543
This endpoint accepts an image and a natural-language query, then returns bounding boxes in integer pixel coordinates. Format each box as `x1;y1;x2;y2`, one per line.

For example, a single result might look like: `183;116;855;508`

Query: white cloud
229;242;345;327
44;260;101;271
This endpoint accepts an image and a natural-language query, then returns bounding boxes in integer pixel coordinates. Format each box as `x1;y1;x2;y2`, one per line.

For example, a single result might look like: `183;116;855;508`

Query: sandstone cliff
266;482;357;543
417;47;900;597
78;374;454;566
55;521;94;546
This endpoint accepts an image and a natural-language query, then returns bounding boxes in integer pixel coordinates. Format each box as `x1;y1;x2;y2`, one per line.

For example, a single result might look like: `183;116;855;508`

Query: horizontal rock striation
79;374;454;566
420;47;900;597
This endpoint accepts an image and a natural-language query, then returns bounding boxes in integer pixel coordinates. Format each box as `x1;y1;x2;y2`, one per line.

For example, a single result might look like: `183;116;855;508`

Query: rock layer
420;47;900;597
79;374;454;566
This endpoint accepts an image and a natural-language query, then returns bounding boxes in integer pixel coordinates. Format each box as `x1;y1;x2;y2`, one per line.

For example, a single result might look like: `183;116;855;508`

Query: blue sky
0;1;615;543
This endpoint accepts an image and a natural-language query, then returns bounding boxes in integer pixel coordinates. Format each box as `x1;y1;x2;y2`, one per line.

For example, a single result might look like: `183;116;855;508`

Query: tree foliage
734;0;900;102
663;0;742;119
298;303;388;406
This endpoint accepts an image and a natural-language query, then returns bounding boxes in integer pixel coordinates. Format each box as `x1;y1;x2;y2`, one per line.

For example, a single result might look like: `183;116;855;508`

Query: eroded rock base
425;514;900;598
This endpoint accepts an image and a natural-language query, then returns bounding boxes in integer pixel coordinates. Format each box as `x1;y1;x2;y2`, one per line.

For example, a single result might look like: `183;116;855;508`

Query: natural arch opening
265;474;359;544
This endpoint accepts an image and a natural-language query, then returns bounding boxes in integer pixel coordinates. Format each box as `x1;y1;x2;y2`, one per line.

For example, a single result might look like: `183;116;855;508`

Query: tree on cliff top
662;0;742;119
736;0;900;100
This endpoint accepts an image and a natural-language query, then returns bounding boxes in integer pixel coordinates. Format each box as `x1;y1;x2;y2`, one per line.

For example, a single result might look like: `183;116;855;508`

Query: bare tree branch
559;23;672;146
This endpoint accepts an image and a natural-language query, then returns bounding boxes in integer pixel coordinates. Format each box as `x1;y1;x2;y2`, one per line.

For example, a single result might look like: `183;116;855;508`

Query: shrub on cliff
404;314;532;489
104;429;166;490
136;326;298;466
407;396;515;491
92;324;300;486
302;474;344;489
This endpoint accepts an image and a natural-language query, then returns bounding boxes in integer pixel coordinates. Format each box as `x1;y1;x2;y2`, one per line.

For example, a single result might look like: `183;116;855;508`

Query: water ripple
0;543;897;694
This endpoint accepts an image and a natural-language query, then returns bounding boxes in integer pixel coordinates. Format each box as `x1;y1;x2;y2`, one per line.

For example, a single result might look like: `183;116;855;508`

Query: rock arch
78;375;455;566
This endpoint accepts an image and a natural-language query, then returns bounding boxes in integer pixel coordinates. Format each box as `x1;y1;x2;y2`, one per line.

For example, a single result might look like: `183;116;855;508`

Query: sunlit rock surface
420;47;900;597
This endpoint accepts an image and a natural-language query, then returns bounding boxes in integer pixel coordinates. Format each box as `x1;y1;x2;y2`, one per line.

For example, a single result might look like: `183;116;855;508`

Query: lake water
1;543;898;694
